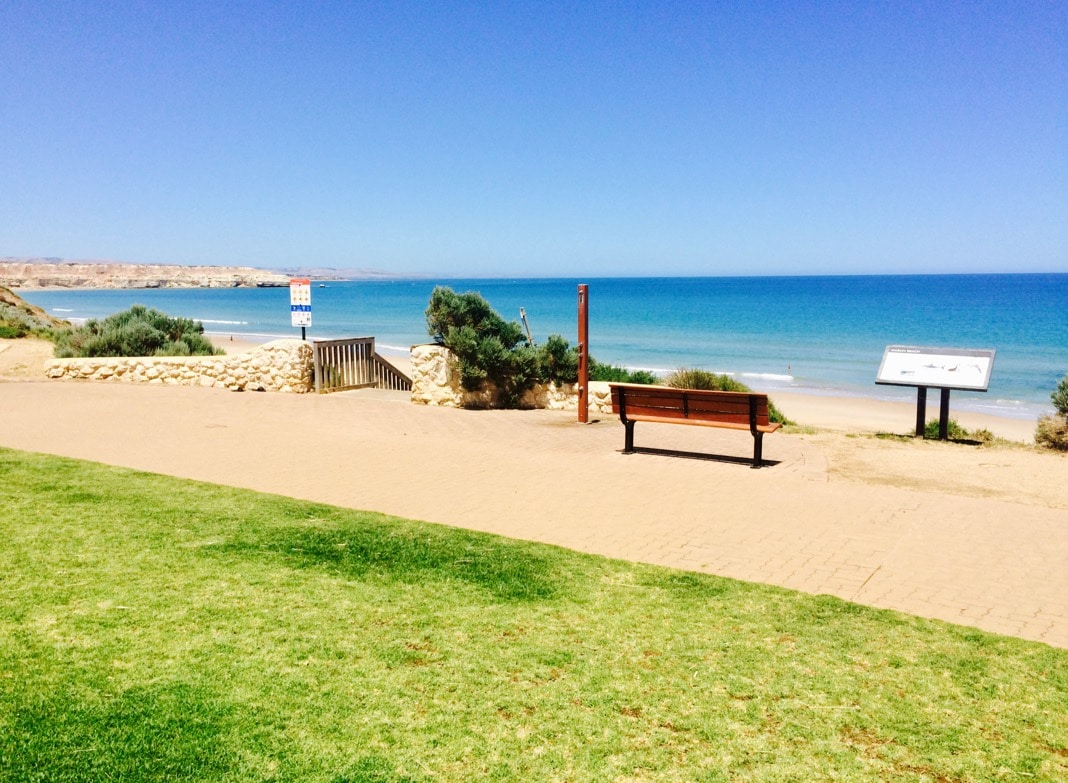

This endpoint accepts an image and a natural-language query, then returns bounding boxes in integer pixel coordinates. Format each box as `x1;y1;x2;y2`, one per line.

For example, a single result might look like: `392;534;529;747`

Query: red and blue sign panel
290;278;311;327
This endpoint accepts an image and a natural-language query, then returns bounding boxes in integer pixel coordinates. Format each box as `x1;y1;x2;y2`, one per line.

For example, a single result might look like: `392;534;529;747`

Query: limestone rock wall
45;339;314;392
409;344;475;407
0;261;290;289
409;344;613;414
587;382;614;415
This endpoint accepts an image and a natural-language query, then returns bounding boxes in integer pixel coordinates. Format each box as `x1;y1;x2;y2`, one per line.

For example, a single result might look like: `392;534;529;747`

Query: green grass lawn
1;447;1065;782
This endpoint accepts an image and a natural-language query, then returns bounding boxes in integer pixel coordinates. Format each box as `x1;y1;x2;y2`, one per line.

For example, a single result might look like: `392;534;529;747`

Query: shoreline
17;277;1064;421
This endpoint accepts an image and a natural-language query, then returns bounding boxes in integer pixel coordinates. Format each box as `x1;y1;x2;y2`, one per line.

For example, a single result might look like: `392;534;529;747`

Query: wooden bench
609;383;781;468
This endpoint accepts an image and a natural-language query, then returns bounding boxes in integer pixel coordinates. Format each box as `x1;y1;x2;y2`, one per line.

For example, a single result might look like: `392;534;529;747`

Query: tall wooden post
577;284;589;423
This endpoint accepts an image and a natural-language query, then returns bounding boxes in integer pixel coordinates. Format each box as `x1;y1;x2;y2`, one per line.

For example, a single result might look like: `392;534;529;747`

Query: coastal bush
588;359;659;385
918;418;991;442
665;367;747;392
665;368;791;425
1051;374;1068;416
537;333;579;384
0;286;69;339
919;420;999;444
1035;413;1068;451
923;417;973;441
53;305;222;359
1035;375;1068;451
425;287;579;407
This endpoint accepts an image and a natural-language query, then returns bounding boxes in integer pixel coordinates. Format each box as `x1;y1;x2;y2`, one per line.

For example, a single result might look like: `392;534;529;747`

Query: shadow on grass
640;570;733;598
0;681;241;782
215;521;571;603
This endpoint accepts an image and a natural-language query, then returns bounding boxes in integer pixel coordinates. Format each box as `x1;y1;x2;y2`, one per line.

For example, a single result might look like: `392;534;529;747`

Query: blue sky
2;1;1065;277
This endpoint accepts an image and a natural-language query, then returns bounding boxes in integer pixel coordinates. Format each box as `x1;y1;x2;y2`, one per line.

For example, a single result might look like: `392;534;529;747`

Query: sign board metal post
289;278;312;340
939;388;951;440
875;345;996;440
577;284;589;423
915;386;927;437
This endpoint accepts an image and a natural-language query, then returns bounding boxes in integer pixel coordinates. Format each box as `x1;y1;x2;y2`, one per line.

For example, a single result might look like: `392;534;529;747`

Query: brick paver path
2;381;1065;648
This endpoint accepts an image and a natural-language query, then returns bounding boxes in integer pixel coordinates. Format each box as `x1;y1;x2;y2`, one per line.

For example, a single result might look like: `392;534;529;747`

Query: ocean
20;273;1068;419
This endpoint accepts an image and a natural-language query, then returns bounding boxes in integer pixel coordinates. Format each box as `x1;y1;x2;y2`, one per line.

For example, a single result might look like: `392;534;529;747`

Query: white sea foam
621;367;797;385
739;372;795;383
197;319;249;325
954;398;1051;420
378;342;414;354
203;330;288;341
624;365;670;377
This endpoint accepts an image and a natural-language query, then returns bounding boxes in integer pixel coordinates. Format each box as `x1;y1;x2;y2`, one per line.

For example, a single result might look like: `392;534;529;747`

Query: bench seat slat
620;406;753;426
624;414;781;433
617;396;757;414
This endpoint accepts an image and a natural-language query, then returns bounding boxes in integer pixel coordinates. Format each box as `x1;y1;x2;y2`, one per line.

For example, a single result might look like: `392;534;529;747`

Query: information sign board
290;278;312;327
875;345;995;392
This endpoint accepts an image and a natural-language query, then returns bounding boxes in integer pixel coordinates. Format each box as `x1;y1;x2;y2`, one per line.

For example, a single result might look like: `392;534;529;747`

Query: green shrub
664;368;791;425
0;286;68;339
1035;413;1068;451
53;305;221;359
924;418;972;440
588;359;659;385
1051;375;1068;416
425;287;579;407
665;368;747;392
922;420;999;444
1033;375;1068;451
538;334;579;384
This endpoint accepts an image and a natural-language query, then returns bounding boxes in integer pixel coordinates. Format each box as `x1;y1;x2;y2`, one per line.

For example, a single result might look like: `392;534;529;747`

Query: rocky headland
0;258;291;289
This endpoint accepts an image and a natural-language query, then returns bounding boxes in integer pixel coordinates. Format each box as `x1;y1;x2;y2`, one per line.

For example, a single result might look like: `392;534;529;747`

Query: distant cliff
0;258;291;289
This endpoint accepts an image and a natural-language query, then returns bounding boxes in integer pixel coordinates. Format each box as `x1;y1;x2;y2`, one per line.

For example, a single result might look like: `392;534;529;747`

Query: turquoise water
21;274;1068;418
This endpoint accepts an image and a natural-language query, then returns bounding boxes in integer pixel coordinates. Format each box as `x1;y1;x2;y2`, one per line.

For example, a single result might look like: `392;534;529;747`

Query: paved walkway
2;380;1066;649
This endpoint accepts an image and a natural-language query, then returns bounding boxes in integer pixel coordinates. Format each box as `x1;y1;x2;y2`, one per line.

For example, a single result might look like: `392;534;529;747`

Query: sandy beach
2;337;1065;648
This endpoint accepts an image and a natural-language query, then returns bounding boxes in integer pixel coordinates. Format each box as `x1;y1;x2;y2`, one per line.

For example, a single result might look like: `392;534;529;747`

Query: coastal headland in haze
2;258;408;290
0;257;292;289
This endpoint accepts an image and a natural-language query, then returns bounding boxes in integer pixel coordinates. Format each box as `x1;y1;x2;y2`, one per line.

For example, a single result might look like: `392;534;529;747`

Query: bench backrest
609;383;772;427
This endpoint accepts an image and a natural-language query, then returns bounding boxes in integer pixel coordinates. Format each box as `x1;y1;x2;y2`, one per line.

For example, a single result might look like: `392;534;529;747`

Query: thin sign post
577;284;589;423
290;278;312;340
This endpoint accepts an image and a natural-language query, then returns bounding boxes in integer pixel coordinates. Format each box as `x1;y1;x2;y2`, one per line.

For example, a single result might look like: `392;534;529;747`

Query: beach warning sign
290;278;312;327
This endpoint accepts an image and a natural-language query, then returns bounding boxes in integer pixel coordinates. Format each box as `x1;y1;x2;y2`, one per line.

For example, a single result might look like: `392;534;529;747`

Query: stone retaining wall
45;339;314;393
409;344;613;414
45;340;618;411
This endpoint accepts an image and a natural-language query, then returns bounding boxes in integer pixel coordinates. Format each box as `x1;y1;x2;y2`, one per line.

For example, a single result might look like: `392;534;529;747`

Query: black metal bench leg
623;421;635;453
752;432;764;468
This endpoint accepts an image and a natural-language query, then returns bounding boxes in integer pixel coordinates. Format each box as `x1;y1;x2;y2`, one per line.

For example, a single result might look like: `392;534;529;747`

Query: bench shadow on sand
619;445;781;469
